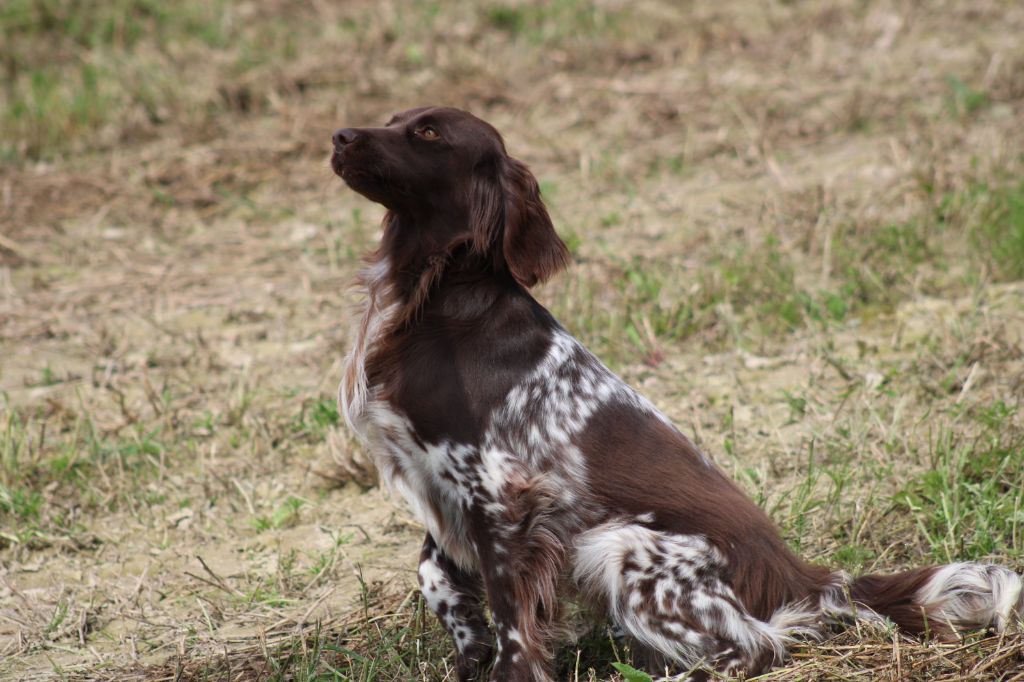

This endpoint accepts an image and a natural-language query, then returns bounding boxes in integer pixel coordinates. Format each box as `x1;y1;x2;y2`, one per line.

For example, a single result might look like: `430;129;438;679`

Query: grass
0;0;234;158
0;404;166;548
555;174;1024;369
484;0;633;44
123;588;1024;682
252;496;305;532
133;581;658;682
896;402;1024;563
963;181;1024;281
2;0;1024;680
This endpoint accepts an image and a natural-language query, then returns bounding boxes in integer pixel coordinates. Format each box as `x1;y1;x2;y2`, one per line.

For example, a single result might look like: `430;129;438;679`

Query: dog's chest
362;401;486;568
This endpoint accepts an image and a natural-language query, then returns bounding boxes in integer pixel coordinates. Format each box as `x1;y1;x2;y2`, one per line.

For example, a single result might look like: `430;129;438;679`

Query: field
2;0;1023;680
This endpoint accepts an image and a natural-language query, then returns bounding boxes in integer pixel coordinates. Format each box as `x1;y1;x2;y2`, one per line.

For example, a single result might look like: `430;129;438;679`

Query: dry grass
2;0;1023;680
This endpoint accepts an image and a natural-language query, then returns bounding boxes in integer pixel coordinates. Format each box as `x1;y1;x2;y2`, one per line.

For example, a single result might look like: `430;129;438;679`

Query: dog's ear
469;153;505;262
470;154;570;287
500;157;570;287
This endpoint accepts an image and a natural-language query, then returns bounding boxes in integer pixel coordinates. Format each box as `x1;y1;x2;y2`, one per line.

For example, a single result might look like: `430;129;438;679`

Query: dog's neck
376;211;517;326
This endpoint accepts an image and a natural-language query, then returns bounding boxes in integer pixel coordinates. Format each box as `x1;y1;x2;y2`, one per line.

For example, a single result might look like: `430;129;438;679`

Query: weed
0;485;43;523
296;398;341;436
832;543;876;572
252;496;305;531
783;390;808;423
612;662;654;682
947;76;990;119
968;182;1024;281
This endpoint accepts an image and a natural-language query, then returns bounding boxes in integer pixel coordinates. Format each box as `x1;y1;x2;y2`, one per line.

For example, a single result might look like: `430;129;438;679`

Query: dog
332;106;1023;681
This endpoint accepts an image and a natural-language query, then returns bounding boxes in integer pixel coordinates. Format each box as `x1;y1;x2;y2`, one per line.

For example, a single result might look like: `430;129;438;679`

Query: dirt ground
2;1;1023;680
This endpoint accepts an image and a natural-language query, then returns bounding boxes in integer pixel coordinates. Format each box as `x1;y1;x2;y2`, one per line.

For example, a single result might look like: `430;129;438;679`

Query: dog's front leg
474;555;556;682
471;481;566;682
418;533;494;681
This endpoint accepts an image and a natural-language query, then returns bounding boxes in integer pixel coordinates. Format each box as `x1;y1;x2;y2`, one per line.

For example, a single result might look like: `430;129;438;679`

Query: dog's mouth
331;147;377;185
331;150;369;191
331;148;393;207
330;148;349;179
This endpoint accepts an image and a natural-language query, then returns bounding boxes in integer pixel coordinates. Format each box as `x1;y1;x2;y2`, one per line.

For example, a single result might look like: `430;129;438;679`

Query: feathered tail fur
819;562;1024;638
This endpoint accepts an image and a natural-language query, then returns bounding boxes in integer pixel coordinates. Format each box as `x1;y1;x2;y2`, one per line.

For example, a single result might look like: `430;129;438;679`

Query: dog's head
332;106;569;287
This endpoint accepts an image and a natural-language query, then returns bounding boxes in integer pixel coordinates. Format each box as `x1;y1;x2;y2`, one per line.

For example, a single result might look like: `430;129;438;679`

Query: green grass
554;176;1024;369
611;663;654;682
896;401;1024;563
0;0;228;51
557;236;864;366
754;395;1024;571
963;181;1024;281
293;397;342;440
0;402;167;548
252;495;305;531
946;76;990;120
0;0;662;162
484;0;630;44
0;0;233;159
1;64;109;160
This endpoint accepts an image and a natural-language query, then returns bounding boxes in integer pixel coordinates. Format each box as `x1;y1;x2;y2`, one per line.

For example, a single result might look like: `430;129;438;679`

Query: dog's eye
416;126;440;140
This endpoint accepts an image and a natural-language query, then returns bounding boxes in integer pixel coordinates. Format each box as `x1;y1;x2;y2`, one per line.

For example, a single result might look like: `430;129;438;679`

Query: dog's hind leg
573;521;820;678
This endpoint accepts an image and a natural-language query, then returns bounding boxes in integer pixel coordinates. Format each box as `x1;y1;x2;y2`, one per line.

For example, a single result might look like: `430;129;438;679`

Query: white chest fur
362;401;480;569
338;258;396;438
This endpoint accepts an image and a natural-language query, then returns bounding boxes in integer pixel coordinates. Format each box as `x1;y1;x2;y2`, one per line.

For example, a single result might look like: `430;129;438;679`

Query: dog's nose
333;128;358;148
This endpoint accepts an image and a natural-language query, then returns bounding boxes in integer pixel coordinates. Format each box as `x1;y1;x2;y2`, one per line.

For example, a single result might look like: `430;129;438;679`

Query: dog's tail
819;562;1023;637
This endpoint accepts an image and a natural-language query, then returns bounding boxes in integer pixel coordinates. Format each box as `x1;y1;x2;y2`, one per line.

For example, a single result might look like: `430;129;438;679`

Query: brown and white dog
332;106;1022;681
